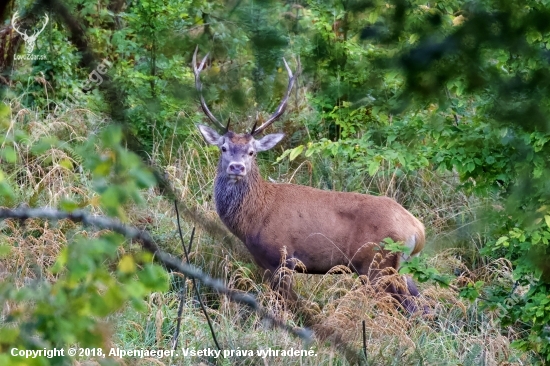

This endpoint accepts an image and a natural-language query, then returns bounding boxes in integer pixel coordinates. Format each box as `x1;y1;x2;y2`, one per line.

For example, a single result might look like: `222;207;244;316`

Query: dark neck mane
214;162;267;240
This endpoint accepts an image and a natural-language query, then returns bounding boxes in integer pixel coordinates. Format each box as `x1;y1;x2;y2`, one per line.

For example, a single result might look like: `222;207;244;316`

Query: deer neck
214;161;269;240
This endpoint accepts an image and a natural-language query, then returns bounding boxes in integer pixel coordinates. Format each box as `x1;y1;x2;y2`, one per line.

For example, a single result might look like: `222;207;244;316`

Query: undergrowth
0;102;541;365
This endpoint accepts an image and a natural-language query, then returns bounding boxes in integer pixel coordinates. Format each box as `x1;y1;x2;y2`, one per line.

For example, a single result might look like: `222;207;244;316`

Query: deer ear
255;133;285;152
197;124;222;146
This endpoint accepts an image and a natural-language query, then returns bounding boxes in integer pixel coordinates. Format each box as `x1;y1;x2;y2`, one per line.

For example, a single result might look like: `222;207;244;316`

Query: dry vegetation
0;103;539;365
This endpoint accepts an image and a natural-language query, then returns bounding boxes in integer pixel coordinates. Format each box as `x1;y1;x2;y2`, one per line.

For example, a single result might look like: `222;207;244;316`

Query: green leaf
31;137;60;155
59;158;74;170
0;244;11;258
101;126;122;146
0;327;19;343
59;199;79;212
131;168;156;188
51;248;69;274
1;146;16;163
138;264;169;291
118;255;136;274
496;236;509;246
289;145;304;161
0;180;15;204
368;161;380;176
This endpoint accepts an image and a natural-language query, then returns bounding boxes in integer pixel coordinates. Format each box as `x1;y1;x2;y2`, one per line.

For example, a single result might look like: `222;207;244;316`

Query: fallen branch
173;202;221;351
0;207;313;343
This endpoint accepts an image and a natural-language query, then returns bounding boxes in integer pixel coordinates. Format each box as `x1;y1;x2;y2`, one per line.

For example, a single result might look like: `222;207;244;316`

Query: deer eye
221;146;227;152
248;151;254;156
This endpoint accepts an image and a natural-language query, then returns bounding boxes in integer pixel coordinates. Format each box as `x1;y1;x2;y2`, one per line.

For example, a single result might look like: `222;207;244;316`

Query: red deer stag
193;48;426;313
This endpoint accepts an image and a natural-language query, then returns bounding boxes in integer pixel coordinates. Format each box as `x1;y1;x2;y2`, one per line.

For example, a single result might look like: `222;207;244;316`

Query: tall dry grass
0;100;541;365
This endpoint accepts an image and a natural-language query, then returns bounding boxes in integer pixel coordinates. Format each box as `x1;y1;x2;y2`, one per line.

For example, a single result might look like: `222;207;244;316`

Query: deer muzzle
227;162;246;182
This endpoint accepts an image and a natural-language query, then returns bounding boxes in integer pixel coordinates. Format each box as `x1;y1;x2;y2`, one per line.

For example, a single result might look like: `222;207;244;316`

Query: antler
192;46;225;131
251;57;299;136
35;13;49;37
11;12;28;39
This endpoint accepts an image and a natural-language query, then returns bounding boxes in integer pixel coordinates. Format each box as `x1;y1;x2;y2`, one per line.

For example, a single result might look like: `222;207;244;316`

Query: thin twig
174;201;221;351
0;207;313;343
172;279;186;350
172;224;195;350
362;319;367;362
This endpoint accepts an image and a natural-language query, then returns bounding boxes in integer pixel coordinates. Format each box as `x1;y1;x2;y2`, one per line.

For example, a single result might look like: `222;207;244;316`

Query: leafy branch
0;207;313;343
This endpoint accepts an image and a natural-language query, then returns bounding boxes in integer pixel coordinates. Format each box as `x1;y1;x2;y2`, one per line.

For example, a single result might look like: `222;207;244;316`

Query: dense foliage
2;0;550;364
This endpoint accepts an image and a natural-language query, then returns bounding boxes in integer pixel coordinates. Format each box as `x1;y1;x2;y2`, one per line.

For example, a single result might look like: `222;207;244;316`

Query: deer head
193;47;297;183
197;126;284;183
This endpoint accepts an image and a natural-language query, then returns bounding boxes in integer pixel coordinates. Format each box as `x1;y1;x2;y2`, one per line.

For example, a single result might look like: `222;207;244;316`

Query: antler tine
11;12;27;37
251;57;298;136
250;121;258;135
192;46;225;131
36;13;49;35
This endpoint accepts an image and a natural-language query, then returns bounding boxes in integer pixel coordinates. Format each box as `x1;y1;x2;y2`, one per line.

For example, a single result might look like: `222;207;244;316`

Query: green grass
0;102;542;365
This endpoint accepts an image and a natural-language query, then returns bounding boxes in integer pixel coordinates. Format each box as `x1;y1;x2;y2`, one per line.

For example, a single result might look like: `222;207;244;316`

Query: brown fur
233;163;425;275
198;125;426;313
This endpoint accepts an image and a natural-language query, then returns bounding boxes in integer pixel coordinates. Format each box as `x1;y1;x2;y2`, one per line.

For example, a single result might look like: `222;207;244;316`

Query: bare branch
174;202;221;351
0;207;313;343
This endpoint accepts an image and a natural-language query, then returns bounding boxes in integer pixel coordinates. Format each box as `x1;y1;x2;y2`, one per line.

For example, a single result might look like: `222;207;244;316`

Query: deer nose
228;163;246;175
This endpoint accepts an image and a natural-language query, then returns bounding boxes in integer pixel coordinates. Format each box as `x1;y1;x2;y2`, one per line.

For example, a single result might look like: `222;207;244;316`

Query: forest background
1;0;550;365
